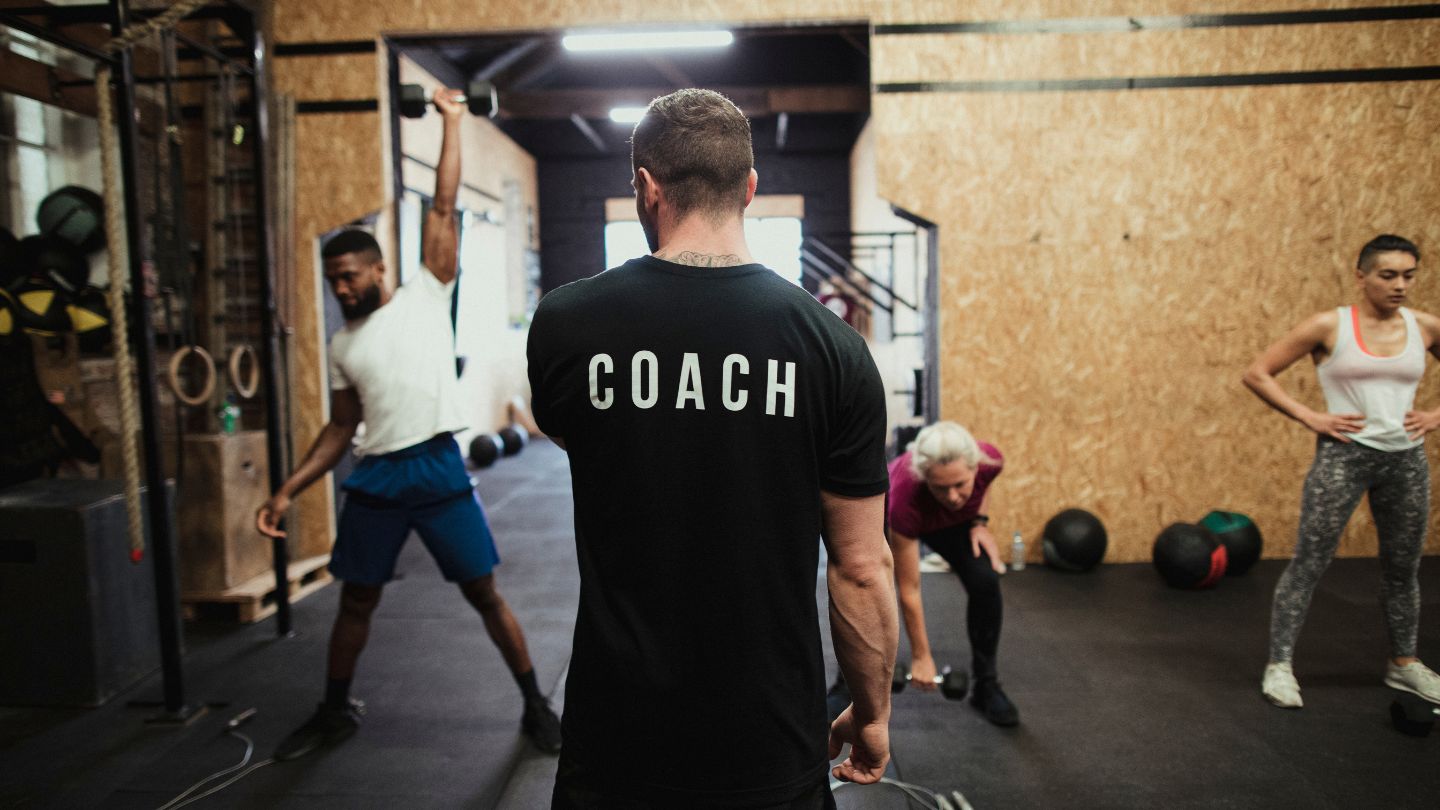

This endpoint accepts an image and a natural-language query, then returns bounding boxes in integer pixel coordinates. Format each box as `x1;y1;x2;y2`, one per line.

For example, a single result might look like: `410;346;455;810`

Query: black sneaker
970;680;1019;727
522;698;562;754
274;699;365;761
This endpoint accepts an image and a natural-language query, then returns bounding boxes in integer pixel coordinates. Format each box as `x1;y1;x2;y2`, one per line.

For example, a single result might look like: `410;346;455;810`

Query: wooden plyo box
182;554;332;624
165;431;275;593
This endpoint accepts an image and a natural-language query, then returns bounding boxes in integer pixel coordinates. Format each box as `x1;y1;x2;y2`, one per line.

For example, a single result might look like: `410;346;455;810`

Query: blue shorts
329;434;500;586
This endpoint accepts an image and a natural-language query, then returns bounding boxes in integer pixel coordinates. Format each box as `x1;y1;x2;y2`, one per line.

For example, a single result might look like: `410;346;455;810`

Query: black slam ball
1042;508;1108;572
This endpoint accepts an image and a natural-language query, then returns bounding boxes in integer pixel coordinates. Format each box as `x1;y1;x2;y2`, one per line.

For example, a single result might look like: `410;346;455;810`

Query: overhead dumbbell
398;81;498;119
892;663;970;701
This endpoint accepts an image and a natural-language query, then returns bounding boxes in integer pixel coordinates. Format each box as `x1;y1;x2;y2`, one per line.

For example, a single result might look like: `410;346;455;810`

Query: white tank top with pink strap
1316;306;1426;451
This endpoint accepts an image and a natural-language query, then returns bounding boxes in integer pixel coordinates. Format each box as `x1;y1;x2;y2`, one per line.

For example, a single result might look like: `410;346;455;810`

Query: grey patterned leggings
1269;437;1430;663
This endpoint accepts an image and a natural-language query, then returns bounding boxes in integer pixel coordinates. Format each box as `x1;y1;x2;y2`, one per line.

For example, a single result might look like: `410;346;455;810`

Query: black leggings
1269;438;1429;663
921;525;1003;681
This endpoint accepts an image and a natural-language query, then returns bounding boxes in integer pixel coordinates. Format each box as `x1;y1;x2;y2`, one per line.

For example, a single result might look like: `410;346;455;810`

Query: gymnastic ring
167;344;216;407
228;344;260;399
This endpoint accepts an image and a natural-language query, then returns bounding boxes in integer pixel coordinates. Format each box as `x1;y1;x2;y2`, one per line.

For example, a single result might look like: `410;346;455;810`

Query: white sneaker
1385;661;1440;704
919;552;951;573
1262;662;1303;708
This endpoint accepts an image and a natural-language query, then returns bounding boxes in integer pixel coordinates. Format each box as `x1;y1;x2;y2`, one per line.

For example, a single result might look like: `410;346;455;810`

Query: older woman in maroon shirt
887;421;1017;726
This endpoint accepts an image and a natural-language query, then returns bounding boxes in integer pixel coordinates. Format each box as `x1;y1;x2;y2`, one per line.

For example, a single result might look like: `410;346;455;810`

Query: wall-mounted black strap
878;65;1440;94
275;40;376;56
296;99;379;114
876;4;1440;35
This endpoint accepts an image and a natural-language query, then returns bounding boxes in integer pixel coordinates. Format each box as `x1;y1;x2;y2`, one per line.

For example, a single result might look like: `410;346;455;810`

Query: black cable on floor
154;708;271;810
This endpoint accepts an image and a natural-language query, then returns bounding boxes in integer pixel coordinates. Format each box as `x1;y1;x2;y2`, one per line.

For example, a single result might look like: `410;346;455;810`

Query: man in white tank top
1243;234;1440;709
254;88;561;759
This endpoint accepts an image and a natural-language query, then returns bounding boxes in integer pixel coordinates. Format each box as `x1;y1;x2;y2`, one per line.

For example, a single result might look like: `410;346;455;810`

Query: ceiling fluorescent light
608;106;648;123
563;30;734;52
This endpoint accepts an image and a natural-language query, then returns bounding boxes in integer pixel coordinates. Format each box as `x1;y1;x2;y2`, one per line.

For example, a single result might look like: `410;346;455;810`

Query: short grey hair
908;421;980;479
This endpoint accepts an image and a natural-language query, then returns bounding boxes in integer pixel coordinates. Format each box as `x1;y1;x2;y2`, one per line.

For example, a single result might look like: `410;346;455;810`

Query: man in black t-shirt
528;89;899;809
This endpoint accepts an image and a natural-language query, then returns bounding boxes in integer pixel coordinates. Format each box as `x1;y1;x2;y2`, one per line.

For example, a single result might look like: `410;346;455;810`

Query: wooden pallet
181;554;332;623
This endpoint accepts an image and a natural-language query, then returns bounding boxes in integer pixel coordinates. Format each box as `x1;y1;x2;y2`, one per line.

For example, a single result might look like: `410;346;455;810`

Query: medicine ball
67;286;112;351
1198;510;1262;576
17;234;89;296
1042;508;1108;572
469;432;504;469
37;185;106;254
0;288;18;339
11;278;70;336
498;424;528;456
1153;523;1227;589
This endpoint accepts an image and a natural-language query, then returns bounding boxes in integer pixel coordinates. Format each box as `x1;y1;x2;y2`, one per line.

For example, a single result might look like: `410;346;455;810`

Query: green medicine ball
1199;511;1263;576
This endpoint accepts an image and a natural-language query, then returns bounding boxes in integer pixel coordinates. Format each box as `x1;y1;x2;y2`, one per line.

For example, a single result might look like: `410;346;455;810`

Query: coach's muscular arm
822;490;897;785
421;87;464;285
256;387;362;538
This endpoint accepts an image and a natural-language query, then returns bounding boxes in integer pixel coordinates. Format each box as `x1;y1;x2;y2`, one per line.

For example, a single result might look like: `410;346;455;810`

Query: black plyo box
0;479;165;707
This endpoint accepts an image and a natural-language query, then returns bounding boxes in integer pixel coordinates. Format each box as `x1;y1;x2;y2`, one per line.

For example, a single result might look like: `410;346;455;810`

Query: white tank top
1316;306;1425;451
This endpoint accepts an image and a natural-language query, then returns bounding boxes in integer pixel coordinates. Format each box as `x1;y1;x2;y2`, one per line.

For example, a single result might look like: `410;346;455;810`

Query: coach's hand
828;705;889;784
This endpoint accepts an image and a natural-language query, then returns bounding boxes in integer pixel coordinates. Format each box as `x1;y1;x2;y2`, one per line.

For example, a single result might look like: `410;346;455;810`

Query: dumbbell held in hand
398;81;498;119
892;663;969;701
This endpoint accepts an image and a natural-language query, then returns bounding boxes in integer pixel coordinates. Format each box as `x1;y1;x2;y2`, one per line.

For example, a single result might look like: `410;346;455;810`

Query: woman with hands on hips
1243;234;1440;710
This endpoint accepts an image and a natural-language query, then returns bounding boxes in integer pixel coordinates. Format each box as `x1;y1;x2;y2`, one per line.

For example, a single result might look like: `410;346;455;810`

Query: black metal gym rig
0;0;290;723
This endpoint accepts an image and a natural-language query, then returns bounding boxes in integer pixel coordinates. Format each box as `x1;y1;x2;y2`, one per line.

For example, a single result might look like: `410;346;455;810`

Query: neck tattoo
657;250;745;268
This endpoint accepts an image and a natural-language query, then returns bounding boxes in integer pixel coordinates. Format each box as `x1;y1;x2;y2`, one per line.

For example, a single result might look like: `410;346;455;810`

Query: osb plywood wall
270;0;1440;561
877;33;1440;562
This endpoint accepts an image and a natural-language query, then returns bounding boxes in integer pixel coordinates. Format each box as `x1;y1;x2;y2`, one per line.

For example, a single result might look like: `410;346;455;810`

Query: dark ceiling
394;24;870;159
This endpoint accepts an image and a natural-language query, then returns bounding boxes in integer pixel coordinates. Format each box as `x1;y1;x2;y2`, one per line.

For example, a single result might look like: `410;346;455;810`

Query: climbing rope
92;0;213;563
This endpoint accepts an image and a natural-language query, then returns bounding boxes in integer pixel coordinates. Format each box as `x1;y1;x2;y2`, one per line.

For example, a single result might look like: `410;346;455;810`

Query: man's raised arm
421;87;465;285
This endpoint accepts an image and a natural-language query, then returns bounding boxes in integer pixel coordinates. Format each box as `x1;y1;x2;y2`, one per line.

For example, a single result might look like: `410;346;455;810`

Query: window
0;28;85;239
602;216;803;285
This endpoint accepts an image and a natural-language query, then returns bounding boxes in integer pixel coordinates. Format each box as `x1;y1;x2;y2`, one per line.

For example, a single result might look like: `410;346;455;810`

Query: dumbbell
398;81;498;119
892;663;969;701
1391;693;1439;737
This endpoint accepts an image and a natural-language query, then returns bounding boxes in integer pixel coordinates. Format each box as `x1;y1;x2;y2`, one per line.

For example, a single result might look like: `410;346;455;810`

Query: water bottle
1010;531;1025;572
219;400;240;435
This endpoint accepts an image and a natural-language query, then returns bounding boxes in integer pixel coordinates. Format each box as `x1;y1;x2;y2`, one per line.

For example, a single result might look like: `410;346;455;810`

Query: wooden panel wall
271;0;1440;562
876;29;1440;562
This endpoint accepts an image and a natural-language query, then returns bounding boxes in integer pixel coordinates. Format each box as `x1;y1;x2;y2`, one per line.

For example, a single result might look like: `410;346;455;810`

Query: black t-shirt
527;255;889;806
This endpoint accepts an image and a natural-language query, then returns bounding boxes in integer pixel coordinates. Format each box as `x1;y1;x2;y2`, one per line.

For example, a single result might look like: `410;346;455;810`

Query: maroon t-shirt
887;443;1003;537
